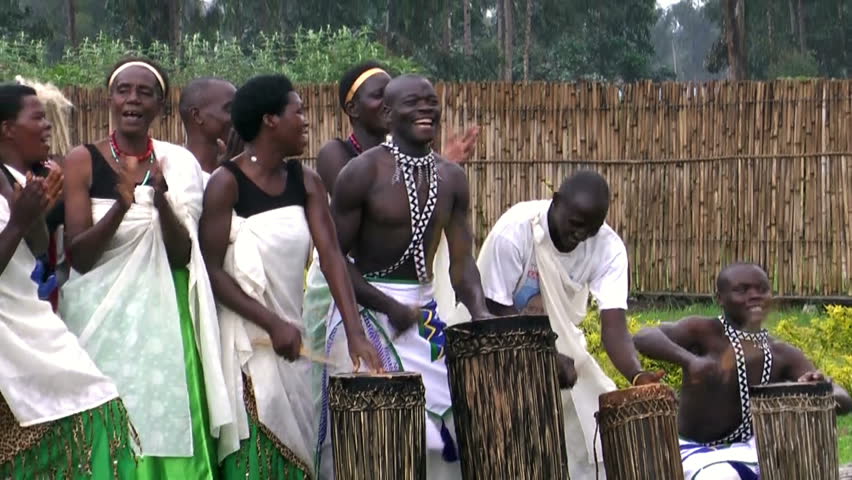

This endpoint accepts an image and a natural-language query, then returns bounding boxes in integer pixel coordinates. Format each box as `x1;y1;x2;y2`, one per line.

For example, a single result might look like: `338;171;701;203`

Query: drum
328;372;426;480
750;381;838;480
597;384;684;480
444;315;568;479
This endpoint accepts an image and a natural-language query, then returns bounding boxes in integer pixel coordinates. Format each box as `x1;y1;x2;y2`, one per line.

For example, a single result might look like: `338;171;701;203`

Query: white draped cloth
0;194;118;426
217;205;315;474
530;211;617;470
60;141;232;457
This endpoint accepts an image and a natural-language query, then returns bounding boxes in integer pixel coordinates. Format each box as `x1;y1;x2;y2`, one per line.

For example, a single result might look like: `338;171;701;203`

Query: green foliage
580;310;683;390
0;28;419;87
766;50;821;80
582;305;852;393
772;306;852;392
287;27;420;84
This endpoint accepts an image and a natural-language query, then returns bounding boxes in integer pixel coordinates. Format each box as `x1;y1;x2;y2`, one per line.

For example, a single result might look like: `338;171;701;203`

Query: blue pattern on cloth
679;438;760;479
418;300;447;361
30;256;57;300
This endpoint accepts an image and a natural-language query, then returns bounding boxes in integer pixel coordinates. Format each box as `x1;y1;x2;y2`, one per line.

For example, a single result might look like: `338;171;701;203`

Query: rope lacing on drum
363;139;439;283
709;315;773;446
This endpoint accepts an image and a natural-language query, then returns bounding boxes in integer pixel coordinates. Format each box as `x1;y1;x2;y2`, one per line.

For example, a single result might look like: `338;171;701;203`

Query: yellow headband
108;61;166;94
344;68;389;104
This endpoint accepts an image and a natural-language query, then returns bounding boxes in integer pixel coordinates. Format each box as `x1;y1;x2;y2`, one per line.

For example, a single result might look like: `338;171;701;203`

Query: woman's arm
151;160;191;267
199;168;301;360
63;145;131;273
303;167;381;370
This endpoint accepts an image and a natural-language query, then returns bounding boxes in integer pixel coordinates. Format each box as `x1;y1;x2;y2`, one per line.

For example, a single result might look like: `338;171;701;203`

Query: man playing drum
462;170;659;479
634;262;852;479
316;74;492;479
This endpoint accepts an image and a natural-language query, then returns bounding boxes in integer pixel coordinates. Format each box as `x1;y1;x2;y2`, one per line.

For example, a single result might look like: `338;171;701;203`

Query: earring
250;155;258;163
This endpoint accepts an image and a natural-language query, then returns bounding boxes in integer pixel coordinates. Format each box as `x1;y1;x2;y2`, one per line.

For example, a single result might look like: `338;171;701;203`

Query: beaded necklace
109;130;155;186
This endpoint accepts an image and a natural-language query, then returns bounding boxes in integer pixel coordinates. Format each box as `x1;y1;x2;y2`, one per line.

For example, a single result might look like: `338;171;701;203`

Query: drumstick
251;338;339;368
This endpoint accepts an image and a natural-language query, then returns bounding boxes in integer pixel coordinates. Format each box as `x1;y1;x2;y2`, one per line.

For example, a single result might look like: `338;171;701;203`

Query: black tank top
84;144;153;200
221;159;307;218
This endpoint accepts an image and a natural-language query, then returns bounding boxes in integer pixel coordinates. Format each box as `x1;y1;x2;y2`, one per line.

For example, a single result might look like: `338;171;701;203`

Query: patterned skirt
220;376;310;480
0;397;138;480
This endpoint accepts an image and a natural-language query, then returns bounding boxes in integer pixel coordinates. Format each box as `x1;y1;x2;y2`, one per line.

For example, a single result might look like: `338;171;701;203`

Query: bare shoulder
301;164;325;195
205;163;238;199
64;144;95;169
435;156;468;190
663;315;721;336
339;146;384;177
317;139;348;161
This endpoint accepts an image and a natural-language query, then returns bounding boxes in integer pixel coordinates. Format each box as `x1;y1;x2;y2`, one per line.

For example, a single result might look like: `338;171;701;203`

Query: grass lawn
631;303;852;465
840;415;852;466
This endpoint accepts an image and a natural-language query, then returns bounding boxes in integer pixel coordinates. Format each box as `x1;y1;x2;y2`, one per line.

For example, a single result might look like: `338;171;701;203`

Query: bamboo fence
61;80;852;296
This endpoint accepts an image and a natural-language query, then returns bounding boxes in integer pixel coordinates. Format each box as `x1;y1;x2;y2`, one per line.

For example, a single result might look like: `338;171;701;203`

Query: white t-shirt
479;200;628;312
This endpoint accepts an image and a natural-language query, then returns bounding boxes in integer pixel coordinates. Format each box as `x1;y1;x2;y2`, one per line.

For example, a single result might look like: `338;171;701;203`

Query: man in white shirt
474;170;662;479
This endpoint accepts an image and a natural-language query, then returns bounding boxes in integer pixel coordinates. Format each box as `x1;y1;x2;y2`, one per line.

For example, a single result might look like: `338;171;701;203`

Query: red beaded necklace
109;130;156;185
110;130;154;160
348;133;363;154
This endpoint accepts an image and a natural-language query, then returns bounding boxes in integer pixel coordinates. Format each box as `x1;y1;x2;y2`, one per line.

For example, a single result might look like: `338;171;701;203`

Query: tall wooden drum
750;381;838;480
597;384;684;480
445;315;568;479
328;372;426;480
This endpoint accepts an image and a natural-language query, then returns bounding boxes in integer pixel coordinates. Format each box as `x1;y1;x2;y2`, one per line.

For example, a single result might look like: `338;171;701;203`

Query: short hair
383;74;433;108
179;77;228;122
0;84;37;126
557;170;610;208
716;262;767;292
231;74;294;143
106;57;170;100
338;61;387;110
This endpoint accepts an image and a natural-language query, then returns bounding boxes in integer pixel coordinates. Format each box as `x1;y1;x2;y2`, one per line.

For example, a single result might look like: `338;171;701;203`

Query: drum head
599;384;677;410
445;314;551;336
749;381;832;398
444;315;557;360
330;371;423;392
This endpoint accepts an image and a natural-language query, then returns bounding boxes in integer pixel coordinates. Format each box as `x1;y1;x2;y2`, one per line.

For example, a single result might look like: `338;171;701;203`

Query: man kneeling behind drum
634;262;852;480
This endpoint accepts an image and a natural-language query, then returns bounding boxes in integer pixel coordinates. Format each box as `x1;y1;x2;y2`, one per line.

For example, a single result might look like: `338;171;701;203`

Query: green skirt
0;398;138;480
135;268;219;480
220;377;309;480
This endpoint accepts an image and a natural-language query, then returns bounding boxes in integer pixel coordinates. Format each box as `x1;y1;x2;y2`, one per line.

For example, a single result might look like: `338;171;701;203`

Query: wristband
631;371;649;386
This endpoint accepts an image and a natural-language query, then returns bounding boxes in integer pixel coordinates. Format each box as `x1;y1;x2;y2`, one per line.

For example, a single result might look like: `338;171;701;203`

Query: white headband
108;61;166;94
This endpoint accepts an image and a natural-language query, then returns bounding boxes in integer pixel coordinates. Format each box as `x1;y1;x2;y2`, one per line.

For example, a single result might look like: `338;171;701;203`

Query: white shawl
531;211;616;464
217;205;315;474
60;141;232;457
0;195;118;426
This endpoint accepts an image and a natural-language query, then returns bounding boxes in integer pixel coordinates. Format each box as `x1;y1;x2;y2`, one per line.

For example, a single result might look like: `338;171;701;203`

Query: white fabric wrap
530;211;616;464
60;141;232;457
0;195;118;426
217;205;315;474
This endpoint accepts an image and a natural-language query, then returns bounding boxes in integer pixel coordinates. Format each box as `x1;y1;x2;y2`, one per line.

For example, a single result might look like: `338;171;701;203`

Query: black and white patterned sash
709;316;773;446
365;140;439;283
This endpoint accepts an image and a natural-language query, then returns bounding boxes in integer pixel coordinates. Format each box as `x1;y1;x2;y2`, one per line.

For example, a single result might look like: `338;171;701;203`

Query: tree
463;0;472;55
502;0;514;81
523;0;532;81
722;0;747;79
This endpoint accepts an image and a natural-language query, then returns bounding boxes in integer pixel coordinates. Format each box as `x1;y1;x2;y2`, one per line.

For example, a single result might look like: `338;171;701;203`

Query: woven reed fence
62;80;852;296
